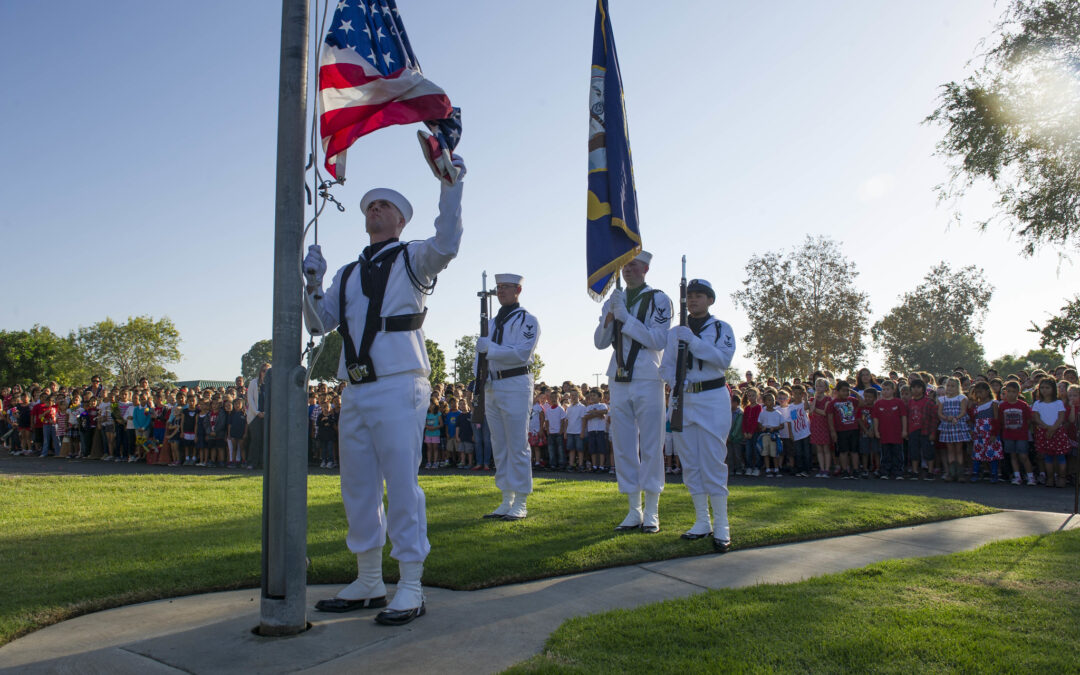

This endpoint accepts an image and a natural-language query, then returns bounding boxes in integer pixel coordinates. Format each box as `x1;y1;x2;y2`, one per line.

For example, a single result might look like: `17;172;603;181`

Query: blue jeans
587;430;607;462
743;434;761;469
41;424;60;456
473;421;493;468
320;438;335;463
880;443;904;477
791;437;812;472
547;433;565;467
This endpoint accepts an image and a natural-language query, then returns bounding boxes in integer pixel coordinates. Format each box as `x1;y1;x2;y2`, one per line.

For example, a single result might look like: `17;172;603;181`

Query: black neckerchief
688;313;711;335
493;302;521;344
361;238;399;261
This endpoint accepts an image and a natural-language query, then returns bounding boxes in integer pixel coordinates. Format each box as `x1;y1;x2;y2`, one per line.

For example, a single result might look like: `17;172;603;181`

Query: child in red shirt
905;379;936;480
871;380;908;480
998;381;1035;485
829;380;860;479
741;388;762;476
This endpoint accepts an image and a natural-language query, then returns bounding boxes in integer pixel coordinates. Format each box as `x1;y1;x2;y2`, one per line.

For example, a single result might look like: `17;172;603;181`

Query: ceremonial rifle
669;255;689;432
613;275;627;380
473;272;496;419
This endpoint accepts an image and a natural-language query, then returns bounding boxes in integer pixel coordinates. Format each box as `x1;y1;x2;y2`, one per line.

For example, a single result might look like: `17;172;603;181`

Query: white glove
476;336;490;353
609;288;626;308
675;326;697;344
613;299;630;323
451;153;466;180
303;245;327;291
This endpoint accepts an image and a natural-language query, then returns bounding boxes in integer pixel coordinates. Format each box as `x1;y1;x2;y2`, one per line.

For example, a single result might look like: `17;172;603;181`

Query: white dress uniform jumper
593;283;673;532
303;181;463;622
660;313;736;551
480;300;540;520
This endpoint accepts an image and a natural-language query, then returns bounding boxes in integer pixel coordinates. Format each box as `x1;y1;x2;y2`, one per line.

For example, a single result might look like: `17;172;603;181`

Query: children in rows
905;379;936;480
969;381;1003;482
872;380;907;480
830;380;860;479
1032;376;1068;488
937;377;970;482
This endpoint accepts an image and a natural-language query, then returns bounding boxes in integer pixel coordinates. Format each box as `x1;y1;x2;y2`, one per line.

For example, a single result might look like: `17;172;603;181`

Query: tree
452;334;477;384
872;263;993;373
926;0;1080;256
425;338;446;385
731;235;871;378
1030;294;1080;364
0;325;88;387
241;339;273;382
74;316;181;387
308;332;342;383
989;347;1066;375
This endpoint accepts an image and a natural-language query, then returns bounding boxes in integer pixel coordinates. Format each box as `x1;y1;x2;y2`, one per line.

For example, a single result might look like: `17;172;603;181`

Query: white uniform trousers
338;372;431;563
609;379;666;495
484;375;533;495
674;386;732;496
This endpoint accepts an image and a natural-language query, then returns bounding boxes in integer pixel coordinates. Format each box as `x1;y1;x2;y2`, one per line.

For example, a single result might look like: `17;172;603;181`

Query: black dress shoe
482;512;506;519
501;514;526;521
314;596;387;613
641;524;660;534
680;531;712;540
614;523;642;532
713;538;731;554
374;603;426;626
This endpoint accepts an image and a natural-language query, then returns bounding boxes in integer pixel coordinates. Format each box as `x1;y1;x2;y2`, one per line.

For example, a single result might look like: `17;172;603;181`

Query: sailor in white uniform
593;251;673;533
477;274;540;520
659;278;736;552
301;154;465;625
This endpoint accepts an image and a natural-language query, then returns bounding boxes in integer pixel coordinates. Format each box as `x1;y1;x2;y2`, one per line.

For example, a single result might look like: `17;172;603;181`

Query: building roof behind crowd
172;380;235;390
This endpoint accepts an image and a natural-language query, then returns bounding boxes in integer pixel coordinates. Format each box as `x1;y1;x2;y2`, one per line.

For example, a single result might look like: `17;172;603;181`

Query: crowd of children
729;365;1080;487
4;365;1078;491
2;380;254;468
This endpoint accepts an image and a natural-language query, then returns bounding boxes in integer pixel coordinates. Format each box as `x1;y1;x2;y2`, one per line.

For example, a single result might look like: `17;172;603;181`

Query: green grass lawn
511;529;1080;674
0;474;992;647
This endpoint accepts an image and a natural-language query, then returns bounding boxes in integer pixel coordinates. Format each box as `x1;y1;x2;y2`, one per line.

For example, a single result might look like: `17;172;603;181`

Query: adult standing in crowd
593;252;672;533
478;274;540;520
245;363;270;470
660;279;736;552
302;153;465;626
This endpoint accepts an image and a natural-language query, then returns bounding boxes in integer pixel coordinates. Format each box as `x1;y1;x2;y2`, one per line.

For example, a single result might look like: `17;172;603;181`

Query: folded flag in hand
319;0;460;182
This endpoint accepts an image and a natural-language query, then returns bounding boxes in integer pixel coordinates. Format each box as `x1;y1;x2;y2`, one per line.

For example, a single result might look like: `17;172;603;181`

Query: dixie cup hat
360;188;413;224
494;273;524;285
686;278;715;300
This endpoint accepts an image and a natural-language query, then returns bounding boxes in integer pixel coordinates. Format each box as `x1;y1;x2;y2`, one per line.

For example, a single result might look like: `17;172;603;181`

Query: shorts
758;434;778;458
446;437;460;453
834;429;859;455
153;428;166;443
459;441;474;454
1003;439;1029;454
423;435;440;445
587;430;607;457
664;432;674;456
907;430;934;462
859;436;880;455
565;433;584;452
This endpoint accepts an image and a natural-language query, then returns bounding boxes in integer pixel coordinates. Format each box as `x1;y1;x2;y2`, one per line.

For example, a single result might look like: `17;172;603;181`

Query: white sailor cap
494;273;523;285
633;250;653;265
360;188;413;224
687;278;715;299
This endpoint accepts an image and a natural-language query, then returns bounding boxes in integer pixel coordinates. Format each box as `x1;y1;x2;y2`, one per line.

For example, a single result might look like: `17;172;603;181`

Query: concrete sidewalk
2;510;1076;674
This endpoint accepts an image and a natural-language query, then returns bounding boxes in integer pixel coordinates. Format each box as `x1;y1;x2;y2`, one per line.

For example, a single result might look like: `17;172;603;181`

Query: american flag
319;0;458;181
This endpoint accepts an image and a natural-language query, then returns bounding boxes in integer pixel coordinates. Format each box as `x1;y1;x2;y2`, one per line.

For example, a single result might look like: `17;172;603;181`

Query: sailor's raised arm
302;245;341;335
409;156;466;279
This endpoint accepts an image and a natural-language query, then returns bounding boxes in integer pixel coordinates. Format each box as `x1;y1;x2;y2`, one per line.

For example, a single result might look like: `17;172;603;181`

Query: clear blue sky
1;0;1076;383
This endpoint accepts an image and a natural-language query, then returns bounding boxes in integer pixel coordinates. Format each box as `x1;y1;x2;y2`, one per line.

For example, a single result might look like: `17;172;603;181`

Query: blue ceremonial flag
586;0;641;300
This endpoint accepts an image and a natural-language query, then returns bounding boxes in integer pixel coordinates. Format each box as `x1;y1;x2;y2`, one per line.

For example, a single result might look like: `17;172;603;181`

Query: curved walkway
1;510;1075;674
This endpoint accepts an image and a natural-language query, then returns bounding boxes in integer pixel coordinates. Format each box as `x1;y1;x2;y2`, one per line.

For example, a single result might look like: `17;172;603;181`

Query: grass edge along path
0;474;993;647
510;528;1080;674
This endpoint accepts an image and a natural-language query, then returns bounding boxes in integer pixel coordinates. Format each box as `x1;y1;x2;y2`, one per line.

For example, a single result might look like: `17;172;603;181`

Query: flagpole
260;0;310;637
